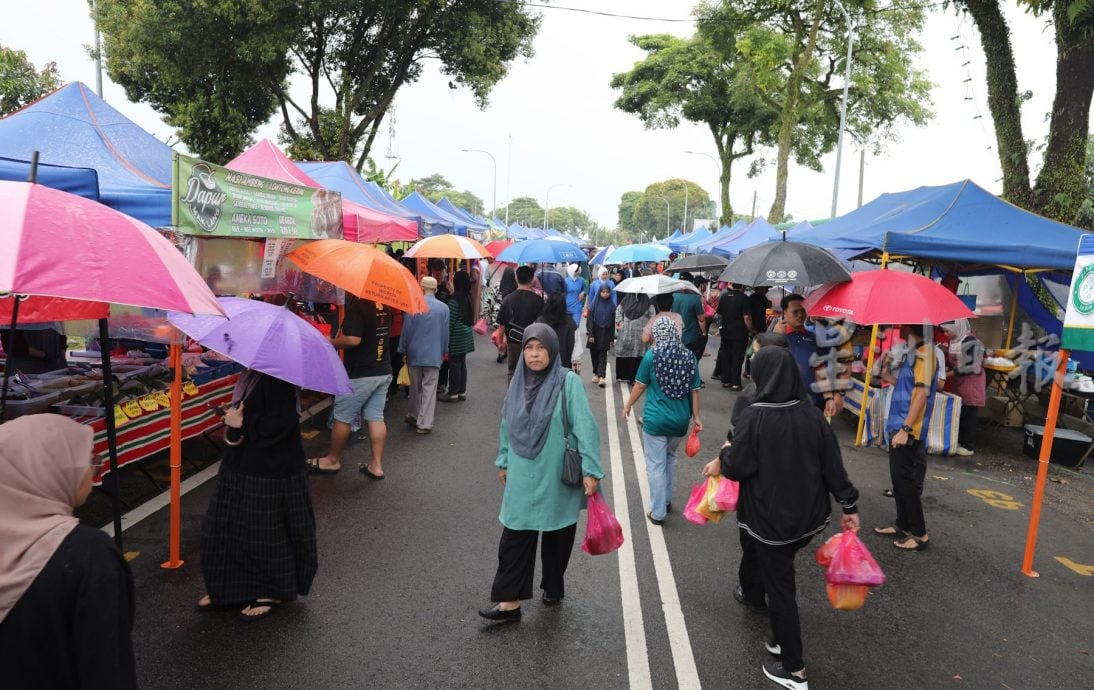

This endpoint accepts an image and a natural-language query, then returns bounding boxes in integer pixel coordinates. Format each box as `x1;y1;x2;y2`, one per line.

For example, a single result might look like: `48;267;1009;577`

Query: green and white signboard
1062;234;1094;351
172;153;342;239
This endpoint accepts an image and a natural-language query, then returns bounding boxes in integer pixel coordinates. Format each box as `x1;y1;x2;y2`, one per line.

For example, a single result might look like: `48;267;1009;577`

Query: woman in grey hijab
479;324;605;622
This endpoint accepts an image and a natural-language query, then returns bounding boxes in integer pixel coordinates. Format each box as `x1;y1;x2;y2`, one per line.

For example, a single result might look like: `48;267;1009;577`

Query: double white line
602;365;700;689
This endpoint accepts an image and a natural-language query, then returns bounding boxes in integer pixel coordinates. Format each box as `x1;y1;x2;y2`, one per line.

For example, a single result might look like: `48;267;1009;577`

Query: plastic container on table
1023;424;1092;467
2;390;65;420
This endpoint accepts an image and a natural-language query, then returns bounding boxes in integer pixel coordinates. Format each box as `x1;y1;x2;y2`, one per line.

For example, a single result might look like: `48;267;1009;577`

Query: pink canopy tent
227;139;417;243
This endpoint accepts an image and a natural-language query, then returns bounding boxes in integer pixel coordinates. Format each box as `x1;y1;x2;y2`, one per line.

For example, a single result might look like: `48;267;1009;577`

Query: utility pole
682;181;689;232
93;0;104;97
505;135;512;225
751;191;757;220
829;0;856;218
857;149;866;208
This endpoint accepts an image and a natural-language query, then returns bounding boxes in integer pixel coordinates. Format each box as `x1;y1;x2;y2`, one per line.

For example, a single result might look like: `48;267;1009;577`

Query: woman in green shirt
479;324;604;622
622;316;703;526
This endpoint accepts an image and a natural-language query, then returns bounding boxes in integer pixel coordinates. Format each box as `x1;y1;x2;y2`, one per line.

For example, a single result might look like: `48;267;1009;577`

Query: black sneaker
763;662;808;689
733;585;767;611
765;640;782;656
478;603;521;622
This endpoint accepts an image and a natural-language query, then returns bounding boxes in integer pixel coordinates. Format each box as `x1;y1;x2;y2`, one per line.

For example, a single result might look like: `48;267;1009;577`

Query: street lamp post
682;181;689;232
544;183;571;232
460;149;496;219
655;195;670;239
685;150;721;221
830;0;856;218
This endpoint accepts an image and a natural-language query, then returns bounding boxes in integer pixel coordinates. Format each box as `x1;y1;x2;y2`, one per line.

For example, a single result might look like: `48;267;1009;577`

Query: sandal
305;457;339;475
873;525;906;537
239;599;281;621
882;488;894;498
893;535;929;551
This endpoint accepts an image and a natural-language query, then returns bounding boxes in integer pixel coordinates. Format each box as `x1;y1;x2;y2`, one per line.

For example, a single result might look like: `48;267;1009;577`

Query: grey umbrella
666;253;729;273
718;240;852;287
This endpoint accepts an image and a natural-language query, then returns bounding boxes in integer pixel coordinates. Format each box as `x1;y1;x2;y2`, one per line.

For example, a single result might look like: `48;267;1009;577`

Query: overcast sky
3;1;1061;228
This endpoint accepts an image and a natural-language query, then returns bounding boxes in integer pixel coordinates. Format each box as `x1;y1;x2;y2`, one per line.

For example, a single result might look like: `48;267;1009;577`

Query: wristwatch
900;424;914;434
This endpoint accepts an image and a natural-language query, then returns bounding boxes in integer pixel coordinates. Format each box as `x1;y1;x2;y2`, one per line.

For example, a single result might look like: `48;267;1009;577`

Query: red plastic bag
683;482;709;525
814;531;846;567
695;476;725;523
826;583;870;611
582;492;624;556
473;317;488;335
684;427;701;457
713;477;739;511
825;529;886;587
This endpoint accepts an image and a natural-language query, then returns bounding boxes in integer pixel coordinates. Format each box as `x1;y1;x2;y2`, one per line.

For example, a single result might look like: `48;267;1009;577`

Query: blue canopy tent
436;197;488;237
655;229;683;245
711;218;780;258
692;220;747;252
297;161;423;234
0;82;172;226
0;156;99;200
768;220;813;241
667;226;710;253
507;223;530;240
402;192;465;236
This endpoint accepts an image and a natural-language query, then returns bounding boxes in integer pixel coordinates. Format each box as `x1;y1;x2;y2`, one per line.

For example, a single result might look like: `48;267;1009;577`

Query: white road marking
621;380;702;690
602;364;653;690
101;461;221;536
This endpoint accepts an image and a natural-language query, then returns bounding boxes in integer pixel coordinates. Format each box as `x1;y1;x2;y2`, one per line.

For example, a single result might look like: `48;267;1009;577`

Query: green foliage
618;192;642;231
361;157;400;192
94;0;540;165
499;196;544;228
628;179;712;240
0;45;62;116
404;173;483;215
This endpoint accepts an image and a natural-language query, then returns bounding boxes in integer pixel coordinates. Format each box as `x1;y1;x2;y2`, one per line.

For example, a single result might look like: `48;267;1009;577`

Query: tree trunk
1033;2;1094;223
719;161;734;224
768;0;825;222
963;0;1034;209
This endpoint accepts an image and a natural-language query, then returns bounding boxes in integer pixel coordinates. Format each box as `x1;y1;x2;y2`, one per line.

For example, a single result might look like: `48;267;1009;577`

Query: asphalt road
100;335;1093;689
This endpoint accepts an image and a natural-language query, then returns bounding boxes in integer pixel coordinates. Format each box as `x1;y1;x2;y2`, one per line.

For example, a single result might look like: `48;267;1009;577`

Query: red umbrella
485;240;513;258
803;269;975;325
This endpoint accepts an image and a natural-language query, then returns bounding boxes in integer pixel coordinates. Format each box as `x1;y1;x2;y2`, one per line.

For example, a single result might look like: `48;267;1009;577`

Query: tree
618;191;643;231
696;0;932;221
611;33;774;225
0;45;61;116
958;0;1094;224
498;196;544;228
630;179;712;239
94;0;540;165
412;174;455;197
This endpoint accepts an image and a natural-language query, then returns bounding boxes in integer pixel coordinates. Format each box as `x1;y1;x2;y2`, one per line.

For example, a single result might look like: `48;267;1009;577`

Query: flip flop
873;525;906;537
305;457;339;475
359;465;385;480
893;535;929;552
238;600;281;621
882;489;894;498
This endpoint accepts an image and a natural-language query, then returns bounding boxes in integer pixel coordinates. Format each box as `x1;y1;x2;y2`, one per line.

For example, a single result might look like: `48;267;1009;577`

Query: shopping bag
695;476;725;523
582;492;624;556
826;583;870;611
683;482;709;525
396;364;410;387
814;531;846;567
825;529;886;587
473;317;488;335
684;427;701;457
713;476;739;511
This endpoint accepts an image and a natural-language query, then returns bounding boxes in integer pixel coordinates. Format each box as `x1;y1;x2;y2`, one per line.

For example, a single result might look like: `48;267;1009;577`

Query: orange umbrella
285;239;428;313
404;234;492;260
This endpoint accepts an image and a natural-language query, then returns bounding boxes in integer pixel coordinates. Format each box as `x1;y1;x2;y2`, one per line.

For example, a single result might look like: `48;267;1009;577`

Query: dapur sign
1062;233;1094;352
172;153;342;240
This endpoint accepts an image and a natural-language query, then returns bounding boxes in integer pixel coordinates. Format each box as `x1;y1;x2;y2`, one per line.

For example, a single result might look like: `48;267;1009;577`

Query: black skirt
201;465;318;605
615;356;641;382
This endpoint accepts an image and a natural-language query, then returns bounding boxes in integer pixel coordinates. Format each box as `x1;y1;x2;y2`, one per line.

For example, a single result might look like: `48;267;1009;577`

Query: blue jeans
642;431;683;520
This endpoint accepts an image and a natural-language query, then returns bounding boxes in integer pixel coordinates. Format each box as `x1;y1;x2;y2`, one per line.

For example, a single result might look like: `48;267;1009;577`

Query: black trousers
959;404;979;450
490;524;578;602
889;439;928;537
589;348;608;378
389;336;404;396
438;359;450;391
718;337;748;387
447;354;467;395
738;529;813;674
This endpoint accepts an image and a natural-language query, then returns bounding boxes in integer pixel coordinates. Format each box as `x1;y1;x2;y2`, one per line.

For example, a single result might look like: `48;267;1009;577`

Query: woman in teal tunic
479;324;604;622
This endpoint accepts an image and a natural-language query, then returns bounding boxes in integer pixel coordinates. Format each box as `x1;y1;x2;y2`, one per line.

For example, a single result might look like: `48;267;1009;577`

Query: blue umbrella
590;245;614;265
604;243;672;264
496;238;586;264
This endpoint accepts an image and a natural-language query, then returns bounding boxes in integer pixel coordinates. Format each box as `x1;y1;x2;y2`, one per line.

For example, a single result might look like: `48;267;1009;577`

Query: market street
106;337;1093;689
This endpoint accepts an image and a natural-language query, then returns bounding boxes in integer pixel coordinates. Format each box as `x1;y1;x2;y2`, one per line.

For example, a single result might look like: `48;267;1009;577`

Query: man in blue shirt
773;294;849;416
671;274;707;365
399;277;450;434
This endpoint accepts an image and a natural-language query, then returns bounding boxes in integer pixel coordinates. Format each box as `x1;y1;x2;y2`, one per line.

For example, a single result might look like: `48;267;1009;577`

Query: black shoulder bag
559;378;584;487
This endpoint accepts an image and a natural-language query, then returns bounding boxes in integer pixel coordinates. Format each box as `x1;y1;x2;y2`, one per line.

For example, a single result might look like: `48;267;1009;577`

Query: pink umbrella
0;180;223;315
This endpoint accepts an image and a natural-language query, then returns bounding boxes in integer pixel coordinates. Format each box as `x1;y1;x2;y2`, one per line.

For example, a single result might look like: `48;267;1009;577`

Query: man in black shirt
494;265;545;382
716;283;753;390
309;296;392;478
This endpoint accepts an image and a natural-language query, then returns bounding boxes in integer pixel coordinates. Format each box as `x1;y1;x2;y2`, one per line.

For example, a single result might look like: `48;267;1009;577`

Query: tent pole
1021;348;1069;577
0;295;22;420
99;318;124;550
854;252;888;447
1005;273;1020;350
161;335;184;569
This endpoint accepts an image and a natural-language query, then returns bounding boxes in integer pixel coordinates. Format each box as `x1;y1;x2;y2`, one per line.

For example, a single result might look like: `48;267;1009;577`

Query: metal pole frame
461;149;496;220
685;150;722;222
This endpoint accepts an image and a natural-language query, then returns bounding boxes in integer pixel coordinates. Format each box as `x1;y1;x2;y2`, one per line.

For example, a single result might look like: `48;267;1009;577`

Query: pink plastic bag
814;531;846;567
582;492;624;556
473;317;488;335
825;529;886;587
683;482;709;525
713;477;739;511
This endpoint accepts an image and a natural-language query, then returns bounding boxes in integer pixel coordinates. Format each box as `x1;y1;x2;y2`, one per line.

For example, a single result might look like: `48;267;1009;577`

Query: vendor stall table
985;362;1037;427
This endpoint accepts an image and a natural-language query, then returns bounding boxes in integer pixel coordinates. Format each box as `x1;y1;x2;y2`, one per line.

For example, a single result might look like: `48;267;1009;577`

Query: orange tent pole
161;336;184;569
1020;348;1069;577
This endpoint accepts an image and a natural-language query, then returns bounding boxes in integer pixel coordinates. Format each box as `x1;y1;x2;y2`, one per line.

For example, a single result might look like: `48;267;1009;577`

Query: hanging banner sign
1062;233;1094;352
172;153;342;239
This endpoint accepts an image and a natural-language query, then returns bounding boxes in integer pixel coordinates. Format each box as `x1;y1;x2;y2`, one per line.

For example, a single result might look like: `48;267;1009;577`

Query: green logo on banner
1072;264;1094;315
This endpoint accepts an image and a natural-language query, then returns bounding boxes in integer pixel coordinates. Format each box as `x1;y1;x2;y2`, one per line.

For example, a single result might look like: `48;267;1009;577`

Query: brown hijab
0;414;92;623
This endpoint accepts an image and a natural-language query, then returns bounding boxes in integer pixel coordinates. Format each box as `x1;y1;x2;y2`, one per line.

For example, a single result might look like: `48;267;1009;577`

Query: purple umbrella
167;297;351;395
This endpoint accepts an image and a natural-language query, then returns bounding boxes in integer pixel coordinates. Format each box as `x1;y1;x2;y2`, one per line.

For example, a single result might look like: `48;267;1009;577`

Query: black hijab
500;267;517;297
750;347;809;405
502;324;569;458
451;270;474;326
620;292;652;320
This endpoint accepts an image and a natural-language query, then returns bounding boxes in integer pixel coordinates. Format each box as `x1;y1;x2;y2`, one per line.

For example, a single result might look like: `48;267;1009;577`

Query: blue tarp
692;220;747;252
0;82;172;226
798;180;1084;271
0;156;99;200
297;161;423;233
667;226;710;253
401;192;466;236
711;218;780;258
436;197;488;233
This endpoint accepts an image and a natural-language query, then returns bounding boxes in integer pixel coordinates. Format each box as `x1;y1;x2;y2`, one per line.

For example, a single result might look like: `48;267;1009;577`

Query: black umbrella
718;240;851;287
667;253;729;273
